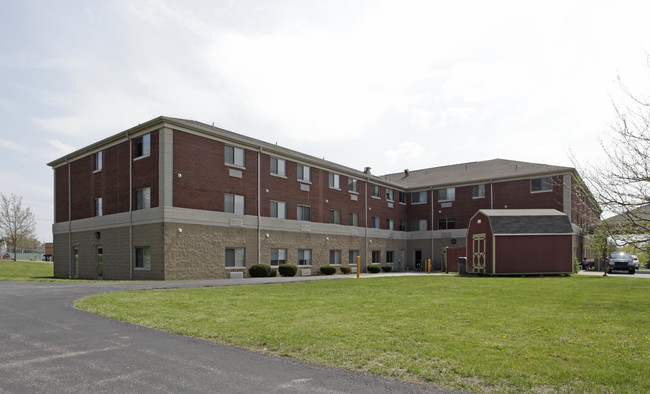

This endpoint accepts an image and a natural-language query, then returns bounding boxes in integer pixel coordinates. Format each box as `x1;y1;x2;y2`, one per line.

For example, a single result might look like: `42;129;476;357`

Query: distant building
47;116;600;280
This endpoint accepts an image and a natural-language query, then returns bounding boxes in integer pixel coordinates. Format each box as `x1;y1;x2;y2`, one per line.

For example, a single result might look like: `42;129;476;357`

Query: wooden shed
466;209;574;275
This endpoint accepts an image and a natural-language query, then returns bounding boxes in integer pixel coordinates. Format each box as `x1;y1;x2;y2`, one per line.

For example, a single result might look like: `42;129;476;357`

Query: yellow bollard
427;259;431;274
356;255;360;278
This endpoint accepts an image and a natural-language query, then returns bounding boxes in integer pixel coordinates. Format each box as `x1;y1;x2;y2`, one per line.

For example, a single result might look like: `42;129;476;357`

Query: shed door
472;234;486;273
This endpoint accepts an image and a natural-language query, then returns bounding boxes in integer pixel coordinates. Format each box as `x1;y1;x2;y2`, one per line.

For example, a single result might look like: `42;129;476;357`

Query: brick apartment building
48;116;600;280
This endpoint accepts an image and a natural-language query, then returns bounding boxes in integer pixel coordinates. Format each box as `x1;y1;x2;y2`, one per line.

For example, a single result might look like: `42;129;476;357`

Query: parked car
607;252;636;274
631;255;640;269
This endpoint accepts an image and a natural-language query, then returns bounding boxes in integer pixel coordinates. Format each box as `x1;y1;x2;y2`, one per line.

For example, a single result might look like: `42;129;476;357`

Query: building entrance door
96;246;104;279
414;249;423;270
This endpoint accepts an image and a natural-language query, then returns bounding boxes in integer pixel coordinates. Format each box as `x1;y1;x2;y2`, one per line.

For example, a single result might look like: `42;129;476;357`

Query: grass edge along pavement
76;275;650;393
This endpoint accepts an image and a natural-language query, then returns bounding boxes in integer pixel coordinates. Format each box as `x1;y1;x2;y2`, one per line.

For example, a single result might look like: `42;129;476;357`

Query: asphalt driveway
0;276;455;393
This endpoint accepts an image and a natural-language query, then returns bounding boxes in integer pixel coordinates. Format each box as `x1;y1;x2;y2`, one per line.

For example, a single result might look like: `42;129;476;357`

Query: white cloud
384;141;426;163
0;138;29;153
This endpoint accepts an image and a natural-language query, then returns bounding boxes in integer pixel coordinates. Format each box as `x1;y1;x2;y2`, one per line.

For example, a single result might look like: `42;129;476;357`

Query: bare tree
0;193;37;261
573;74;650;253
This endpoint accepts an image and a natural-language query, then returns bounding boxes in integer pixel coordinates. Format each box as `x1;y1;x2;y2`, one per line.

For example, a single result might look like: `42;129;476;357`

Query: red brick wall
173;131;258;214
55;130;159;222
492;176;564;211
407;191;431;230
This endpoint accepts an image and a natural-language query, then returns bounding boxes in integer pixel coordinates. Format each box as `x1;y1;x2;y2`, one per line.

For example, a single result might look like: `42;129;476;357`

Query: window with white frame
270;157;286;176
473;184;485;199
135;187;151;210
297;164;310;182
371;216;380;229
386;218;394;230
348;178;358;193
372;250;381;263
386;250;394;263
438;218;455;230
412;219;427;231
531;177;553;192
329;173;340;189
225;248;245;267
348;212;358;226
371;184;380;198
412;191;427;204
225;194;245;215
399;191;406;204
94;197;103;217
438;187;455;201
270;249;287;266
349;250;359;265
225;145;245;167
93;151;103;172
298;249;311;265
297;205;311;221
270;201;286;219
399;219;406;231
135;246;151;269
329;209;341;224
134;134;150;158
329;250;341;265
386;188;394;201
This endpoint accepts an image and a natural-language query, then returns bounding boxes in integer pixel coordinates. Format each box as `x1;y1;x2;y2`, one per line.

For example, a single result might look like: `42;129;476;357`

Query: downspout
257;148;261;264
67;157;72;279
430;187;434;270
128;132;133;280
364;176;368;273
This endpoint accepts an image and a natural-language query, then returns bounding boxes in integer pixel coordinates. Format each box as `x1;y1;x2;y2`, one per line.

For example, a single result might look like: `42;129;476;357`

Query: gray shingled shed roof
382;159;574;189
479;209;574;234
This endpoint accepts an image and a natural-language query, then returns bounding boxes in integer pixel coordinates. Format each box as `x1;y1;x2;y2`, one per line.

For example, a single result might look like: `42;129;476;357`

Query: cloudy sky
2;0;650;242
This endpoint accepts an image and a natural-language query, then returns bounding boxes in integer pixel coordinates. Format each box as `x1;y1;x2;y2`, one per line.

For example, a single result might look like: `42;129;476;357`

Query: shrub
270;268;277;277
367;265;381;273
320;265;337;275
278;264;298;277
340;266;352;274
249;263;273;278
381;265;392;273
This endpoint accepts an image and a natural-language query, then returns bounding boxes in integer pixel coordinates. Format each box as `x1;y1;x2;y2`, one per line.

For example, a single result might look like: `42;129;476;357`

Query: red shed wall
494;235;572;274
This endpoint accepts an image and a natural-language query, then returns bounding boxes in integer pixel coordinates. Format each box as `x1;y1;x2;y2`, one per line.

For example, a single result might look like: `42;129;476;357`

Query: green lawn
77;275;650;392
0;260;57;281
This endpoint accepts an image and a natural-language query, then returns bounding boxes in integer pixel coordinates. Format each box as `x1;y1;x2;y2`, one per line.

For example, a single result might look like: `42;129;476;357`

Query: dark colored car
607;252;636;274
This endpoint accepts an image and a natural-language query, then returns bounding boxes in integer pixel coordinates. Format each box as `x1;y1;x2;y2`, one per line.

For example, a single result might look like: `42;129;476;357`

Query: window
134;134;150;158
135;246;151;269
225;194;245;215
298;249;311;266
297;205;311;221
386;188;394;201
270;201;286;219
93;151;103;172
386;251;394;264
399;219;406;231
329;209;341;224
225;145;245;167
135;187;151;210
94;197;103;217
412;191;427;204
371;216;380;229
438;187;455;201
348;212;359;226
348;178;358;193
329;250;341;265
270;249;287;266
349;250;359;265
399;191;406;204
371;184;380;198
225;248;245;267
531;177;553;192
297;164;310;182
439;218;456;230
412;219;427;231
270;157;286;176
473;184;485;199
329;173;340;189
372;250;381;263
386;218;394;230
